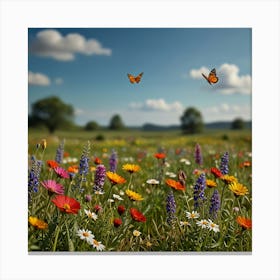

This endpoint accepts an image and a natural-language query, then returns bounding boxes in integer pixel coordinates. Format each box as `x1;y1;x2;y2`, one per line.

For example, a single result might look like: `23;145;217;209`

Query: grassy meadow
28;128;252;252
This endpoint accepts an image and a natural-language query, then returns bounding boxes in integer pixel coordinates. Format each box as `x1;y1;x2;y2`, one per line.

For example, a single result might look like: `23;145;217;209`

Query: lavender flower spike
93;164;106;193
220;152;229;175
166;190;176;225
209;189;220;219
195;143;203;165
109;150;118;172
193;173;206;209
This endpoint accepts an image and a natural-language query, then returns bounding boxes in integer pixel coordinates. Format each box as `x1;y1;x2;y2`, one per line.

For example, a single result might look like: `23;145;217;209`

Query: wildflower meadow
28;130;252;252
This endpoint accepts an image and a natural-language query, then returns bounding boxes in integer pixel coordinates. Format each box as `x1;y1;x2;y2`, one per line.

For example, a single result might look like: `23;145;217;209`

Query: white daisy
84;209;98;221
133;230;141;237
77;229;94;244
179;158;191;165
146;179;160;185
112;194;123;201
207;219;220;233
107;199;114;203
185;210;200;219
119;190;125;196
180;221;191;227
165;171;176;178
92;239;105;251
196;219;209;228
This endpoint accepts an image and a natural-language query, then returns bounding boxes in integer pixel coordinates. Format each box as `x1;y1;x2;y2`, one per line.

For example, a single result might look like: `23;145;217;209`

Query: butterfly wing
202;73;212;85
135;72;143;83
127;74;136;83
208;68;218;84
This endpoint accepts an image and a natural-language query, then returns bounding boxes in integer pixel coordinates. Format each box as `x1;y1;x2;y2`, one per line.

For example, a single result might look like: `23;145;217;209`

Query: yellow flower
206;179;217;188
106;171;126;185
125;189;144;201
41;139;47;150
28;216;48;230
122;164;141;173
221;175;238;184
229;182;249;196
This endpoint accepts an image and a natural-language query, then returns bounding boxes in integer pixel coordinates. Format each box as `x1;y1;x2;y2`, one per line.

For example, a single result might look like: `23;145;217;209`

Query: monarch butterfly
127;72;144;84
178;170;186;187
202;68;219;85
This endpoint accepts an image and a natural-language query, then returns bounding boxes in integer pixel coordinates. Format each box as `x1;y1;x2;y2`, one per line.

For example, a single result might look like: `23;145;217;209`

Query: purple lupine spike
28;157;42;202
166;190;176;225
109;150;118;172
209;189;220;219
220;152;229;175
195;143;203;165
193;173;206;209
55;140;65;164
93;164;106;193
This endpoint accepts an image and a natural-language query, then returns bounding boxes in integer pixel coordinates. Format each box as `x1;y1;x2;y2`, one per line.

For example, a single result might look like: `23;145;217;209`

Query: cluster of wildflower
166;190;176;225
195;143;203;165
55;140;65;164
109;149;118;172
193;173;206;209
28;156;42;202
93;164;106;194
220;152;229;175
76;229;105;251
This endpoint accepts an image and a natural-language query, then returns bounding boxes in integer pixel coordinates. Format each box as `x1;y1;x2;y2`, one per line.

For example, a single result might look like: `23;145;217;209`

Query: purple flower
195;143;203;165
55;140;64;164
166;190;176;225
109;150;118;172
28;156;42;202
209;189;220;219
93;164;106;193
220;152;229;175
193;173;206;209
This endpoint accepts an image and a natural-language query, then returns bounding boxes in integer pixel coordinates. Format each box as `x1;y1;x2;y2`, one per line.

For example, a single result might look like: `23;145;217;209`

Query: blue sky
28;28;252;126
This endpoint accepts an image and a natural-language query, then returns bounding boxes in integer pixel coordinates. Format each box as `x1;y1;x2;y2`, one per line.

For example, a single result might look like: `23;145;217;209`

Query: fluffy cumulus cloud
203;103;251;121
28;71;50;86
189;63;251;94
129;98;183;112
30;29;112;61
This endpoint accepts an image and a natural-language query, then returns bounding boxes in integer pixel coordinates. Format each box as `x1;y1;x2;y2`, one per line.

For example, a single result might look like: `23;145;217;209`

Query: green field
28;128;252;252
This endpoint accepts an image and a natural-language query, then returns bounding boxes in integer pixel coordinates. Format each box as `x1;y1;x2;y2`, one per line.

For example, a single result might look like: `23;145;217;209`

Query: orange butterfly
127;72;144;84
202;68;219;85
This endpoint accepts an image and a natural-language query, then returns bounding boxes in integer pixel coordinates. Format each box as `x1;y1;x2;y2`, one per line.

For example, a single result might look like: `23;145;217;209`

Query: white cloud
203;103;251;122
30;29;112;61
189;63;251;94
28;71;50;86
129;98;183;112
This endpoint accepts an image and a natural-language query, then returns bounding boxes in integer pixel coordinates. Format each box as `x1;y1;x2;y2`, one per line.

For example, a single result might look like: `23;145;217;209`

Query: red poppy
130;208;146;222
154;153;166;159
52;195;80;214
94;157;102;165
210;167;222;178
47;160;59;169
94;204;102;213
117;205;126;215
113;218;122;227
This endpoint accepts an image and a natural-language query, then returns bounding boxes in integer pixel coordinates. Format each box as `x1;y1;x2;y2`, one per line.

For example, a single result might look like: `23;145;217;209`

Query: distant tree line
29;96;247;134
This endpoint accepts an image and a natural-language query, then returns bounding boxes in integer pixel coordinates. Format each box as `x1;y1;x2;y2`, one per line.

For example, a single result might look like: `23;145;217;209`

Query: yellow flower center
93;239;99;246
63;203;71;210
83;232;90;237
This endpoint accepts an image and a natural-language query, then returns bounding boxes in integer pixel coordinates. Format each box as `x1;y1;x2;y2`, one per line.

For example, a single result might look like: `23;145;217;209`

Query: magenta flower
54;167;70;179
41;180;64;195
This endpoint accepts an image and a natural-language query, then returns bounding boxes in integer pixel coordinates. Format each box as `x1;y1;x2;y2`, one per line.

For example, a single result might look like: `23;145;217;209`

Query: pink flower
54;167;70;179
41;180;64;194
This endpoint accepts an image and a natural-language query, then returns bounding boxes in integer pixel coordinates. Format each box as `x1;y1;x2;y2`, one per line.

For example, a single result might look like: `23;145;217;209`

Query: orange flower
154;153;166;159
239;161;251;168
28;216;48;230
130;208;146;222
52;195;80;214
106;172;126;185
94;157;102;165
165;179;185;191
68;165;79;174
236;216;252;230
206;179;217;188
47;160;59;169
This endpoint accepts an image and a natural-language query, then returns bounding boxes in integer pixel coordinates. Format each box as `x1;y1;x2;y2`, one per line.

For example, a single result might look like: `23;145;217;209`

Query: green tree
180;107;204;134
231;118;244;130
85;121;99;131
109;114;125;130
29;96;74;133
